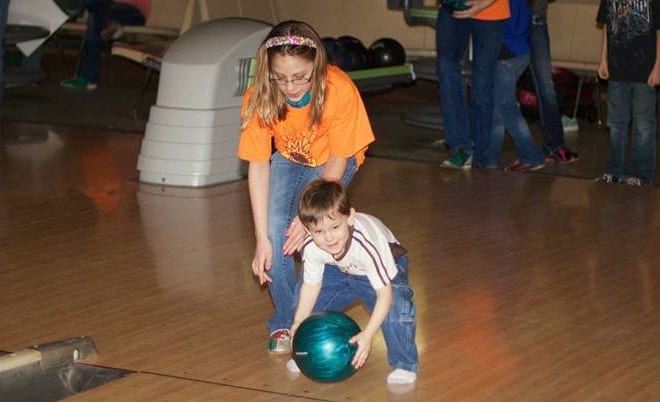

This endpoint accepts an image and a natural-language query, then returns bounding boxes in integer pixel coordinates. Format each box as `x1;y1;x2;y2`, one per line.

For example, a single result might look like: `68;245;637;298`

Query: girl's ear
348;208;356;225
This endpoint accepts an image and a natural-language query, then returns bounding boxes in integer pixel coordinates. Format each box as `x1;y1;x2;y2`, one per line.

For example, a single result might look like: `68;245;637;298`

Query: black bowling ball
368;37;406;68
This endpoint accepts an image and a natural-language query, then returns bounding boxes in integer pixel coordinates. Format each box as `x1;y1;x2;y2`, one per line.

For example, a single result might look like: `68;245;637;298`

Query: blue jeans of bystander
529;15;566;153
485;54;545;167
78;0;145;83
0;0;9;103
436;7;507;164
605;81;656;182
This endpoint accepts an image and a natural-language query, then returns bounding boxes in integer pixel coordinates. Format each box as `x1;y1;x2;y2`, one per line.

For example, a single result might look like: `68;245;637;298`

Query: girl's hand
283;216;307;255
349;332;374;369
252;239;273;285
452;0;497;19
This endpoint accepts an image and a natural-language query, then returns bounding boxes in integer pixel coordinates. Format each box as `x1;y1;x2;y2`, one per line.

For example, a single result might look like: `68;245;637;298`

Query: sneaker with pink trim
268;329;291;354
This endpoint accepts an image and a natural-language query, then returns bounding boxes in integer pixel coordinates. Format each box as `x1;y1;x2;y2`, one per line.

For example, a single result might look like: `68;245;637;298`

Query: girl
237;20;375;354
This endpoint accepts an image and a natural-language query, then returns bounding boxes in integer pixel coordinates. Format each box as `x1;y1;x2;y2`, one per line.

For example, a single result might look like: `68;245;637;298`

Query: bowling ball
337;36;370;71
321;37;349;71
292;311;361;383
442;0;470;12
368;37;406;67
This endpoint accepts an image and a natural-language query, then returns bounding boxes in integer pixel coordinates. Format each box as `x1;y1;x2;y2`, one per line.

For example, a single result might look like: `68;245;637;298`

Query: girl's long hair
241;20;328;129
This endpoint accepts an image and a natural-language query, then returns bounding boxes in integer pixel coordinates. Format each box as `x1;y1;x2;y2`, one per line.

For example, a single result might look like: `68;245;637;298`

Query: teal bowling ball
292;311;361;383
442;0;470;12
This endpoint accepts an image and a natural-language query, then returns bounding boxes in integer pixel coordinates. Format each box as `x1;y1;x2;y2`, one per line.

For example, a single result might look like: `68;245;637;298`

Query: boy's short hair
298;179;352;228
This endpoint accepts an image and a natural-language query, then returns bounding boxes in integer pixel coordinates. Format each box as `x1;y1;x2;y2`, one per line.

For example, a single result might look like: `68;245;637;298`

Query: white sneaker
387;368;417;384
286;358;301;373
561;115;579;132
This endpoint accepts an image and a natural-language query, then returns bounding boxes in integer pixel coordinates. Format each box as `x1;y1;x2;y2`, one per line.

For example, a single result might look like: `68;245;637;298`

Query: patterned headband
264;35;317;49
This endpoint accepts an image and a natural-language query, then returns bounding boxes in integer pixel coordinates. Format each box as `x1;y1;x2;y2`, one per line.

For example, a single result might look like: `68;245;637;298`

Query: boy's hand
598;62;609;80
452;0;497;19
349;331;374;369
283;216;306;255
252;239;273;285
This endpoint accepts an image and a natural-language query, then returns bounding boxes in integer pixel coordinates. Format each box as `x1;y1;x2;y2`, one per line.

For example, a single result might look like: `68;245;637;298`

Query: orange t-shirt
474;0;510;21
237;65;375;167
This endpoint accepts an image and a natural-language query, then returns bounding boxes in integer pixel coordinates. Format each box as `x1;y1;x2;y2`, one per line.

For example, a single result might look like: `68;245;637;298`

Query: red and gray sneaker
546;146;579;164
504;160;545;173
268;328;291;354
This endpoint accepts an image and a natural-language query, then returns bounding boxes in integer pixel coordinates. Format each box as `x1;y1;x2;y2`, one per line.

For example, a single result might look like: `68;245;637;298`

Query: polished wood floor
0;119;658;402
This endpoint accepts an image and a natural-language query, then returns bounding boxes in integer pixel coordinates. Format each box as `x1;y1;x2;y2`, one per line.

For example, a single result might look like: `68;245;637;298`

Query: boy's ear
348;208;356;225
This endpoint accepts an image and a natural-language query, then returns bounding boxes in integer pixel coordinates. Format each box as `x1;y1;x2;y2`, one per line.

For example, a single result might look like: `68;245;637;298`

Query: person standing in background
437;0;511;169
0;0;9;108
528;0;580;163
595;0;659;186
60;0;150;90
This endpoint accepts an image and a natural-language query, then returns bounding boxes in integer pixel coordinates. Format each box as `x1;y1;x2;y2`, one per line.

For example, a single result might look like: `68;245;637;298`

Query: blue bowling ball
292;311;361;383
442;0;470;12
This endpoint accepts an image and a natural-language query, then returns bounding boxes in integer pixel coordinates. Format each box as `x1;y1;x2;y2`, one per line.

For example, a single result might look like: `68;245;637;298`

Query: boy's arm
350;284;393;369
647;31;660;86
598;25;610;80
291;281;322;336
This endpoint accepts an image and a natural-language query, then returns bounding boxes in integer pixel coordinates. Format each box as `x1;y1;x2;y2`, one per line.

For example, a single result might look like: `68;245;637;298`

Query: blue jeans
78;0;145;83
529;15;566;153
485;55;545;166
299;255;418;373
267;152;357;332
436;7;507;164
0;0;9;103
605;81;657;181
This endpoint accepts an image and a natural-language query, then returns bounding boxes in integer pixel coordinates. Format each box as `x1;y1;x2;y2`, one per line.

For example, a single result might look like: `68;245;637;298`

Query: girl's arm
349;284;393;368
321;155;348;182
248;161;273;284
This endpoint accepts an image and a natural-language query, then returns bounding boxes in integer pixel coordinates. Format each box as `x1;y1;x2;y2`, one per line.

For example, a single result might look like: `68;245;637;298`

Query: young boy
287;179;418;384
596;0;660;186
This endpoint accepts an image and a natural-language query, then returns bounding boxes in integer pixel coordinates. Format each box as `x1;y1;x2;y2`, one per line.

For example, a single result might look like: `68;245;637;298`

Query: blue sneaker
441;149;472;170
60;77;98;90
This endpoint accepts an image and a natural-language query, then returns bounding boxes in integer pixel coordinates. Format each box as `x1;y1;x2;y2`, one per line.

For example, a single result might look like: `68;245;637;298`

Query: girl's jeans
266;152;357;333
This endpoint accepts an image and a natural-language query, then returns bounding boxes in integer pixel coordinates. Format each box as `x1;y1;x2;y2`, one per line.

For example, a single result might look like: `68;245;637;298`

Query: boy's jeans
300;255;419;373
267;152;357;333
605;81;656;181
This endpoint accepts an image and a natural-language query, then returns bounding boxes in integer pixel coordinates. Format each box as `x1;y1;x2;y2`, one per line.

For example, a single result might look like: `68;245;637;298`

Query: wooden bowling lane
1;121;658;401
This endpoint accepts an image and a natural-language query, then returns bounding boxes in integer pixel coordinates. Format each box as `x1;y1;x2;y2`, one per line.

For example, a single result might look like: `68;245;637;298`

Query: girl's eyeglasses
270;75;313;86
